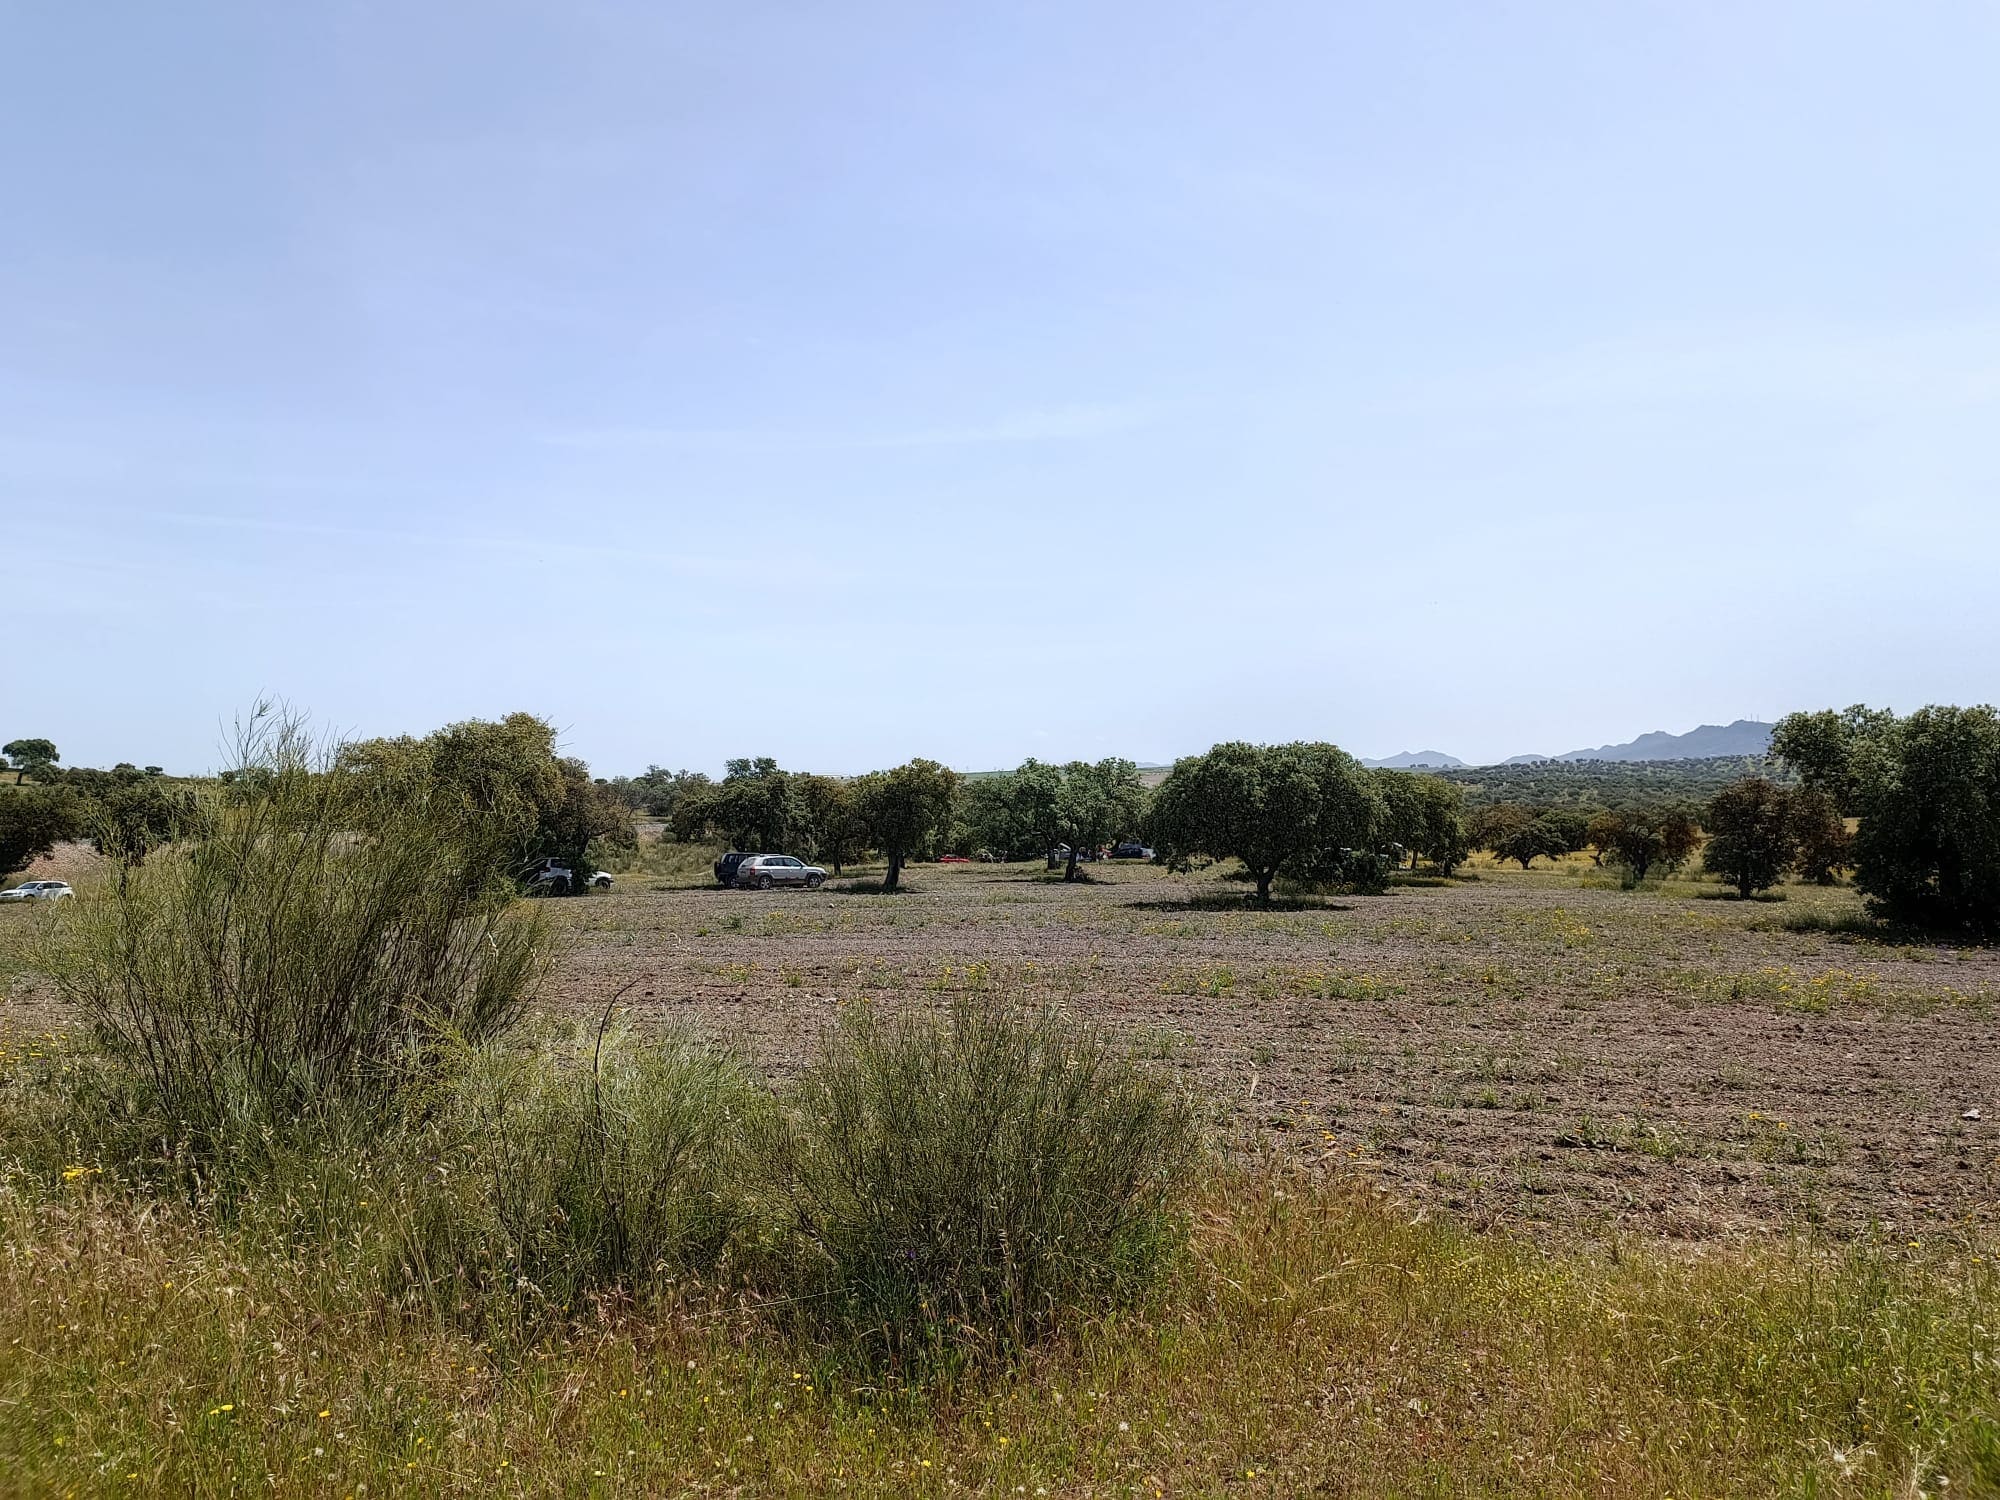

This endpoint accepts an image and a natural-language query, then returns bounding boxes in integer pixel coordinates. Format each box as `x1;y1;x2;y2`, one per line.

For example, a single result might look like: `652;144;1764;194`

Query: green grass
595;835;729;886
9;840;2000;1492
1;1167;1994;1496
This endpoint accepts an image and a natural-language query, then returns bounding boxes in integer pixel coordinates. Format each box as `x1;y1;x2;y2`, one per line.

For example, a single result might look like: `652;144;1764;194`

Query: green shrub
392;1020;771;1320
34;717;549;1171
769;999;1200;1368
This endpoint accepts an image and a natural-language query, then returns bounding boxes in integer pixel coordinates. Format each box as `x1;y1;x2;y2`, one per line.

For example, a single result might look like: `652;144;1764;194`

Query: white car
0;880;72;903
522;859;614;895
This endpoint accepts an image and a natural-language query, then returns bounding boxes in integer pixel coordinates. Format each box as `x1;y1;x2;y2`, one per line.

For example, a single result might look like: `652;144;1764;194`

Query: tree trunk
1065;843;1080;882
1254;868;1273;903
884;850;903;892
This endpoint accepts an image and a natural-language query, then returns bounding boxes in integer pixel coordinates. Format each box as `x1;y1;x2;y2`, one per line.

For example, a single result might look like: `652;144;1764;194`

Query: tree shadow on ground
1124;894;1356;913
822;879;918;896
1757;907;1997;950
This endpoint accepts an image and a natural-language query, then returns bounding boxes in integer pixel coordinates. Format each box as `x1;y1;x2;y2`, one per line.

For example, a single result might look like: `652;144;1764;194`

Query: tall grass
595;833;726;885
32;717;549;1172
392;1017;771;1321
2;1164;1995;1496
770;999;1199;1367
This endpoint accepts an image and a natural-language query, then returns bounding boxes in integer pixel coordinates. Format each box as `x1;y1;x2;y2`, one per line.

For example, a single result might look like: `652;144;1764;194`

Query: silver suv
733;855;826;890
0;880;73;903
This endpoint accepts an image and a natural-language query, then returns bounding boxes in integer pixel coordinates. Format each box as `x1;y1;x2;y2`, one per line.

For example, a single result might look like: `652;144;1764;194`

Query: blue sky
5;2;1996;775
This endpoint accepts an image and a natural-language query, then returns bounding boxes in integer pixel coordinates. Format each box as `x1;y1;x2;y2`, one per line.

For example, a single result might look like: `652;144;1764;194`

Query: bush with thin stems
768;998;1200;1369
34;714;549;1176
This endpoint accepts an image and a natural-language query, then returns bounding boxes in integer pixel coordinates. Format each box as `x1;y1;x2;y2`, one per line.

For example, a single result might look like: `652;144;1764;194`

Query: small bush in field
770;999;1200;1368
393;1021;770;1318
34;714;548;1173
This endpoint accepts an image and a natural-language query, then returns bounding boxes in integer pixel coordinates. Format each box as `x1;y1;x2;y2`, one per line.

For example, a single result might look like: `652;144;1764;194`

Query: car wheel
807;873;823;889
757;874;773;890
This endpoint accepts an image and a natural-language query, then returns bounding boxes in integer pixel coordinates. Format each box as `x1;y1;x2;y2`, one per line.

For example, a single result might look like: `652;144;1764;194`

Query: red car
936;854;973;864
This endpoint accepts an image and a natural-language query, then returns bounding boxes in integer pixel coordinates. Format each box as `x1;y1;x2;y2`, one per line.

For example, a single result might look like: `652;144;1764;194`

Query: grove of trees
13;701;1999;935
0;750;197;876
1775;704;2000;934
956;759;1148;880
1438;755;1784;811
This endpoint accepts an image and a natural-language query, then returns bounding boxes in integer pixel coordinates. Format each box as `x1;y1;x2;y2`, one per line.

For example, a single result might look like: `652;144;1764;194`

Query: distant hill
968;726;1773;784
1439;754;1788;810
1524;720;1774;765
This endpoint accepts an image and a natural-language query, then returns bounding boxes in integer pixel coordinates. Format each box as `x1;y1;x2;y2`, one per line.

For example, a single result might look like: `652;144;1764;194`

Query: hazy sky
5;2;1996;775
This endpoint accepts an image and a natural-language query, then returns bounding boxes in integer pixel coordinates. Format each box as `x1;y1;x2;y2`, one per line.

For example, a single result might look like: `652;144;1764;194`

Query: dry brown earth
547;859;2000;1242
7;850;1995;1242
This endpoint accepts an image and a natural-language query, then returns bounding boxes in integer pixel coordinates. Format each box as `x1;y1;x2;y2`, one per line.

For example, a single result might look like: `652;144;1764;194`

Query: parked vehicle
714;851;761;887
937;854;972;864
0;880;73;903
1110;841;1155;860
522;859;611;895
732;854;826;890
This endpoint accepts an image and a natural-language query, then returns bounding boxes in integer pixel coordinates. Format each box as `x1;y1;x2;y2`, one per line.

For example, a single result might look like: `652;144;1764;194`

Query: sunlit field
540;851;2000;1241
5;845;1997;1495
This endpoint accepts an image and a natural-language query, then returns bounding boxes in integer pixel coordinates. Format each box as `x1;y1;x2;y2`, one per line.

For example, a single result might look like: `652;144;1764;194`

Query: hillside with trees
1438;756;1786;810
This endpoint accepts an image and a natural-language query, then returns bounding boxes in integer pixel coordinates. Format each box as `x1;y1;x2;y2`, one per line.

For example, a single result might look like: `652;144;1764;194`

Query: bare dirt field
548;858;2000;1243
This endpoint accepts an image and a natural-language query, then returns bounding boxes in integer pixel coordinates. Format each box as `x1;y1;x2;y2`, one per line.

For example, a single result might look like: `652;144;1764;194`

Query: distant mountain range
1366;720;1774;771
1530;719;1774;764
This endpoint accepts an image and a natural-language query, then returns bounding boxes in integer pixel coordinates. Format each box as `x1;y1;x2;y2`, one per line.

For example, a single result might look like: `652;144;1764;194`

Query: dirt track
549;860;2000;1242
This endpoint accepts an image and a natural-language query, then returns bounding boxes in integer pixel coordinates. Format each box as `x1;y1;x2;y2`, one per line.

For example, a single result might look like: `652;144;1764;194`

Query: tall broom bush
770;999;1200;1369
32;713;549;1177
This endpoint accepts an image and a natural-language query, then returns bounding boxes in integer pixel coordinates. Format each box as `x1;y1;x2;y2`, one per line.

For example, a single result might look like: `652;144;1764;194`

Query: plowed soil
550;859;2000;1242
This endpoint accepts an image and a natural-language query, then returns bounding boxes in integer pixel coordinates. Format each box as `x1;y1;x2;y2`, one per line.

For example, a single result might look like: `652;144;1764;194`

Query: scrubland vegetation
3;703;1999;1493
